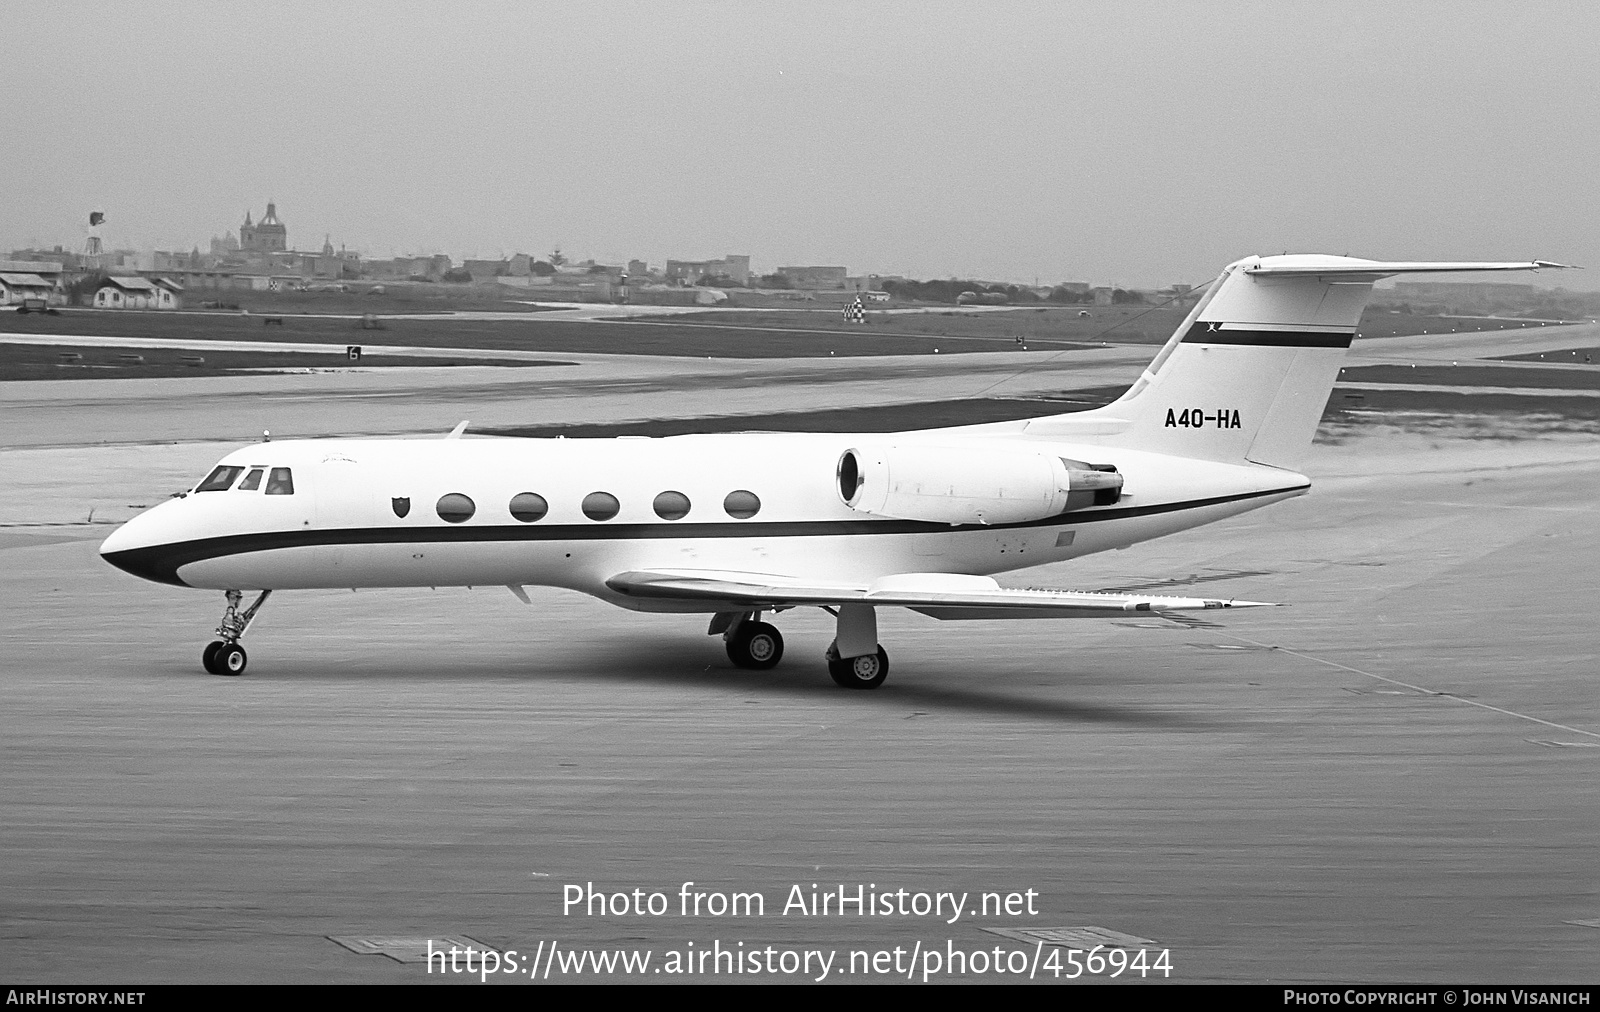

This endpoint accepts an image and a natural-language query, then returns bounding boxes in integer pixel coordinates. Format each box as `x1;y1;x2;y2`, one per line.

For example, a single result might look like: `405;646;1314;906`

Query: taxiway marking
1224;634;1600;740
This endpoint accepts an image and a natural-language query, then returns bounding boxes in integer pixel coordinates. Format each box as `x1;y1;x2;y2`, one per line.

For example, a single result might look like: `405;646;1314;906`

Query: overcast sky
2;1;1596;287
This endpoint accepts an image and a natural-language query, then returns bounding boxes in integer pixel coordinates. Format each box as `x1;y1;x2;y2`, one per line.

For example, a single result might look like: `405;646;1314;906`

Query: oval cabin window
436;493;476;523
509;492;548;522
723;490;761;519
652;491;691;521
581;491;620;521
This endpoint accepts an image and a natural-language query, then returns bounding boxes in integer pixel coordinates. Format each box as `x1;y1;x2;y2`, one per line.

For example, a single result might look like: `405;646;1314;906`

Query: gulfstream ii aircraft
100;254;1567;686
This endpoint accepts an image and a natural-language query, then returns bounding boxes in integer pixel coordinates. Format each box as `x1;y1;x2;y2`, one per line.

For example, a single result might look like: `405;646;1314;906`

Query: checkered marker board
982;926;1158;948
843;300;865;322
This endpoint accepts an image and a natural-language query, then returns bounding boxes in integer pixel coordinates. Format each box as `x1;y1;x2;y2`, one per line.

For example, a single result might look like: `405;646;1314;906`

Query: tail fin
1030;255;1570;470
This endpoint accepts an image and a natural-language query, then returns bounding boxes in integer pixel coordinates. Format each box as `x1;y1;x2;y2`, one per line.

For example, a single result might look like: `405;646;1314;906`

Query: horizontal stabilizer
606;569;1275;619
1243;259;1574;278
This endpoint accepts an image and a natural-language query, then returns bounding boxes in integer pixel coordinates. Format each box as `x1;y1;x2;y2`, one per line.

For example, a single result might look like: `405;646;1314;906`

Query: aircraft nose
100;516;190;587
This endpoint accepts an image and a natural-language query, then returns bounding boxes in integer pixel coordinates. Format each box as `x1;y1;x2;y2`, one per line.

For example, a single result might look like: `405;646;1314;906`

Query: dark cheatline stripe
101;484;1308;588
1181;323;1353;348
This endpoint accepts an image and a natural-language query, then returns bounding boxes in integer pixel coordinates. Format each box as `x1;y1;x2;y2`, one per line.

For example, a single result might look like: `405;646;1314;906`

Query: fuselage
98;430;1308;611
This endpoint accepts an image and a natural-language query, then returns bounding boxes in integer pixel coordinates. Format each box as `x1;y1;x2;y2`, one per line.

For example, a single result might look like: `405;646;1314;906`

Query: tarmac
2;325;1598;983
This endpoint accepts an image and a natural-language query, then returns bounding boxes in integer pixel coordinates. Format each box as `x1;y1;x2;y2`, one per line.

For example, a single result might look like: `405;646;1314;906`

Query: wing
604;570;1275;620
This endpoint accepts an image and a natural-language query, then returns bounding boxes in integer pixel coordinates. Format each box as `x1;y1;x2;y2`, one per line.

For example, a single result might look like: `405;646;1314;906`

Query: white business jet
100;254;1566;685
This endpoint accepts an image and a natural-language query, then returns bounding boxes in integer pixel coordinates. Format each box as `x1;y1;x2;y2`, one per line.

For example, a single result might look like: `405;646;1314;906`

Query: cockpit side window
196;465;244;492
237;468;264;491
265;467;295;495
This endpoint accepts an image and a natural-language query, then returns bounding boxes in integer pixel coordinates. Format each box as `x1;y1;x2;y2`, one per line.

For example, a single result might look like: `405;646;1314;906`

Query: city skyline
2;2;1597;289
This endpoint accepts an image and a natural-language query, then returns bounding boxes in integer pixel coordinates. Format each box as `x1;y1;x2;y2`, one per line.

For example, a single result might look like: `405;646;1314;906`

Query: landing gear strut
202;589;271;676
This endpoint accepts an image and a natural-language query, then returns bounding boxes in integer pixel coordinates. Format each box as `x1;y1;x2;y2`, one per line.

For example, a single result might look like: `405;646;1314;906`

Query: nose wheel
203;640;248;675
202;590;271;676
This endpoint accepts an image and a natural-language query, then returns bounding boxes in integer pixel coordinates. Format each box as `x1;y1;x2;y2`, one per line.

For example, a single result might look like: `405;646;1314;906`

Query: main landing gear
202;589;271;676
825;642;890;690
711;605;890;689
718;613;785;670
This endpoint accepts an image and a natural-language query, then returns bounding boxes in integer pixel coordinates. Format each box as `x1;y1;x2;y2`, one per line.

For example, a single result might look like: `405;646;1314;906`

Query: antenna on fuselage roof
446;420;469;439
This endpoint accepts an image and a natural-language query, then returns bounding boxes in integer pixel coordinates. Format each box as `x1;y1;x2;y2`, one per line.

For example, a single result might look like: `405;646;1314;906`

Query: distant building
278;250;342;279
1153;283;1200;306
78;250;140;273
92;276;180;310
0;271;64;306
1;258;68;281
8;249;82;272
152;249;206;271
776;265;848;290
463;259;510;280
363;254;451;281
142;267;250;291
581;262;626;281
240;203;288;253
666;254;750;286
627;259;650;279
1092;286;1114;306
153;277;184;305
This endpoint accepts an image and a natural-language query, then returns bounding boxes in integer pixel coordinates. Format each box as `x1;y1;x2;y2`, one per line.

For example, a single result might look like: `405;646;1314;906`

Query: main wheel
215;643;248;676
827;644;889;689
726;621;784;670
202;640;225;674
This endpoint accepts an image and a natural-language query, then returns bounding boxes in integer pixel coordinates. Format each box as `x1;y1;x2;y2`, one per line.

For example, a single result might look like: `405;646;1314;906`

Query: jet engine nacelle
837;444;1122;526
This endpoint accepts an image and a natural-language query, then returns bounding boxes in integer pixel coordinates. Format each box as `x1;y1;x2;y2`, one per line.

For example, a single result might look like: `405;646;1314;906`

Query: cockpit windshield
265;467;295;495
195;464;294;494
195;465;245;492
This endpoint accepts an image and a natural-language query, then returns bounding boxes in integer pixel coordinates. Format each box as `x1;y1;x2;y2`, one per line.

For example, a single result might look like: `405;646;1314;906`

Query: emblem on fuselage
391;497;410;518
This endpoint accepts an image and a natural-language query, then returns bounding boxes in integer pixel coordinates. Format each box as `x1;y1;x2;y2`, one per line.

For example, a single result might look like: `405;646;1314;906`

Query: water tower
85;210;105;260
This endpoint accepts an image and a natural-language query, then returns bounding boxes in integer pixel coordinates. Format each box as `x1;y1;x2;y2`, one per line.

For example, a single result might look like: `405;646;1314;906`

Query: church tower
241;203;288;253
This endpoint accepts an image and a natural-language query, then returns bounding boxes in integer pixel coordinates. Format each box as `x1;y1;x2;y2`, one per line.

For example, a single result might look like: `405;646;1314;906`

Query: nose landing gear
202;589;272;676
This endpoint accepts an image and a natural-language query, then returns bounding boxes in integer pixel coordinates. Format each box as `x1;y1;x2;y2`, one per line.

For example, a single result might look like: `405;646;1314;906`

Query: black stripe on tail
1181;324;1353;348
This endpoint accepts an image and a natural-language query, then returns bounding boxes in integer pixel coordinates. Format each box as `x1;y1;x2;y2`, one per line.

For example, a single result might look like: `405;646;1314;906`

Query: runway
3;334;1599;983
